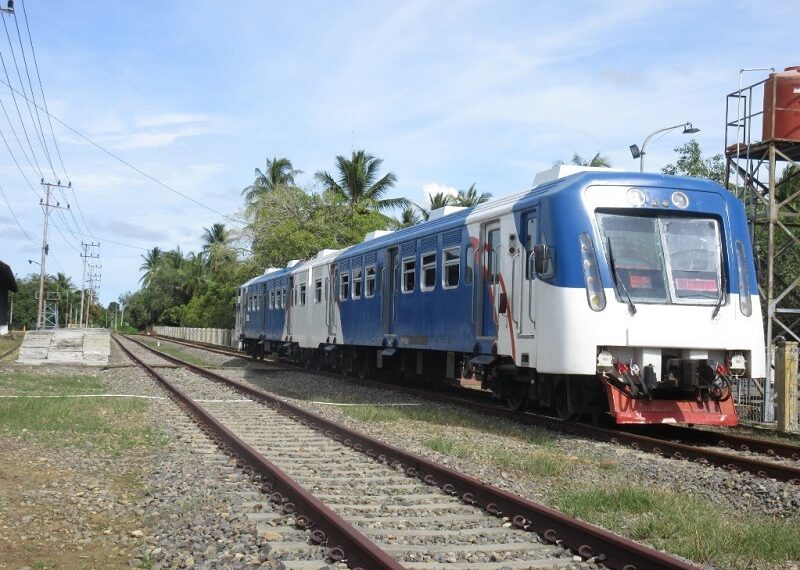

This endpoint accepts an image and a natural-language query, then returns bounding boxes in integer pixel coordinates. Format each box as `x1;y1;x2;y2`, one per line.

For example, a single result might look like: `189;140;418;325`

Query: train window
299;284;306;306
315;279;322;303
352;269;362;299
465;244;474;284
256;294;261;312
421;253;436;291
487;228;500;284
443;247;460;288
525;214;539;279
402;257;416;293
340;272;350;301
268;290;273;310
365;266;376;297
282;287;287;308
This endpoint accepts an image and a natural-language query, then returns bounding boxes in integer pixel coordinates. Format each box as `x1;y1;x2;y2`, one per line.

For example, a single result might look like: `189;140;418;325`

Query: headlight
579;233;605;311
627;187;646;207
671;191;689;209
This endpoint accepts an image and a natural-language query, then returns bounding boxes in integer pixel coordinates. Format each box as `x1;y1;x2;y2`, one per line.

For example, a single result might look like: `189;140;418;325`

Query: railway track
146;334;800;484
119;334;694;570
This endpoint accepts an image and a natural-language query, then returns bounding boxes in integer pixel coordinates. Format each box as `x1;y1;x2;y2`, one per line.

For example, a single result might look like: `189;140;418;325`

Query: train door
286;276;293;336
520;210;538;336
383;247;399;334
480;222;501;338
327;264;337;338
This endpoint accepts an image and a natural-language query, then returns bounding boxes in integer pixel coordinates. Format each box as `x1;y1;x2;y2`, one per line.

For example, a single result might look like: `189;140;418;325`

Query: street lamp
630;122;700;172
27;259;39;265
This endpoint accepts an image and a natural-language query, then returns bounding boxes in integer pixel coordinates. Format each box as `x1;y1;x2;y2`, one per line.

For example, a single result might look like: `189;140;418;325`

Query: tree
139;247;163;286
418;192;455;221
242;157;302;204
396;205;422;228
556;152;612;168
454;183;492;207
315;149;408;214
201;223;234;270
661;140;724;184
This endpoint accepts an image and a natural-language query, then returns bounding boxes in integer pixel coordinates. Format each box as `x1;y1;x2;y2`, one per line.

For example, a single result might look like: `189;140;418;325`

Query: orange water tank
763;66;800;142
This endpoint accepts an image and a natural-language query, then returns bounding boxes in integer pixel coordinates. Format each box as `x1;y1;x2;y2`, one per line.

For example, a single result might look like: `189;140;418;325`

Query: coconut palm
179;253;207;299
139;247;163;286
454;184;492;207
417;192;455;221
396;205;422;228
242;157;302;203
556;152;612;168
315;149;408;214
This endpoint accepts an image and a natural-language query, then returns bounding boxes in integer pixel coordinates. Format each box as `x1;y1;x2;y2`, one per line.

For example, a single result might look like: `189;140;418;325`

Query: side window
269;290;274;309
365;266;376;297
299;283;306;306
352;268;362;299
525;213;539;279
421;252;436;291
443;247;460;288
487;228;500;284
282;287;287;308
465;244;474;284
315;279;322;303
256;294;261;311
402;257;416;293
340;271;350;301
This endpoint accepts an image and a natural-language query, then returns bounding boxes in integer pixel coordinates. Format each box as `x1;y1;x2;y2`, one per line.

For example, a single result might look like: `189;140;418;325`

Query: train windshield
597;214;722;304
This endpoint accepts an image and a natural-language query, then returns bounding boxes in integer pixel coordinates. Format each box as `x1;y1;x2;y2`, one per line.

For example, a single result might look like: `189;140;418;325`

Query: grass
0;333;22;361
555;484;800;568
0;371;166;454
341;403;555;447
423;435;571;477
137;337;212;367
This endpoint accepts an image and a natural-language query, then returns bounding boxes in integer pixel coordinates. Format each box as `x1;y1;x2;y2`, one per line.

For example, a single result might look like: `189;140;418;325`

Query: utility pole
79;242;99;328
36;180;70;330
85;262;101;327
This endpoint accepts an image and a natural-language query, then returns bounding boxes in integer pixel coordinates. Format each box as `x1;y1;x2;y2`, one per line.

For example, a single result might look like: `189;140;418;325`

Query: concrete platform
17;328;110;366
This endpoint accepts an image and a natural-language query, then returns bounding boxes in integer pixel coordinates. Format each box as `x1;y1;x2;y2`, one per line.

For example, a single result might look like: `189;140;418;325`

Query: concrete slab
16;329;110;366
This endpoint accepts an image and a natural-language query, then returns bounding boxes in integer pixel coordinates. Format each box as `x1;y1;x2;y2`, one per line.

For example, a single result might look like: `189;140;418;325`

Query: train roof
240;169;736;287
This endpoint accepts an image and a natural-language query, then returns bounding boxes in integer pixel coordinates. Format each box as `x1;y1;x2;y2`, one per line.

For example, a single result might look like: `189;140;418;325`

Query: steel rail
113;335;403;570
129;334;696;570
147;333;800;482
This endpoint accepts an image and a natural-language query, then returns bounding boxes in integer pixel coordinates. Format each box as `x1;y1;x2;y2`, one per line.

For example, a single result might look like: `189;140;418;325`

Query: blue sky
0;1;795;305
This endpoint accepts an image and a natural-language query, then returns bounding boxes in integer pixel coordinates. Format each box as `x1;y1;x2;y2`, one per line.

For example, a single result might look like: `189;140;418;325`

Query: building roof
0;261;17;292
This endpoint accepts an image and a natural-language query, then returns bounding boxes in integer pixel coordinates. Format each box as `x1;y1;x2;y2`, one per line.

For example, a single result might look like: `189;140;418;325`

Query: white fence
152;326;236;348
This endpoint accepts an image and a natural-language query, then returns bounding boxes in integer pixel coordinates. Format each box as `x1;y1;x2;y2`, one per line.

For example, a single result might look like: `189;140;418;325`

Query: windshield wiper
607;238;637;316
711;257;727;320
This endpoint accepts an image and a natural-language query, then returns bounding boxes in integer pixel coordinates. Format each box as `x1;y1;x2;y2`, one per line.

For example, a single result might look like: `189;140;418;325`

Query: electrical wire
0;182;35;243
1;12;54;178
15;2;95;241
0;74;245;226
0;49;40;177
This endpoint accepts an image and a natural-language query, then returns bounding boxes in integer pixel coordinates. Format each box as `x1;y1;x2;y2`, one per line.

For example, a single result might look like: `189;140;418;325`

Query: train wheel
506;381;529;411
554;384;576;420
357;352;371;381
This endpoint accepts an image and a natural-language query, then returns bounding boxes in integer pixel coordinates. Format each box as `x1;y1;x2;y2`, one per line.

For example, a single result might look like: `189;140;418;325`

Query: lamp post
630;122;700;172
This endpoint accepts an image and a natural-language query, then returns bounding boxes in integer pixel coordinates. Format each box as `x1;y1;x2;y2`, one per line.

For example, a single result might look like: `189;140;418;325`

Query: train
235;165;766;426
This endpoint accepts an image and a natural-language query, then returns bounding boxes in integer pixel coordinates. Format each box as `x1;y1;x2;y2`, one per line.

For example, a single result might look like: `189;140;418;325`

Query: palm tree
242;157;302;203
315;149;408;214
454;183;492;207
179;253;207;299
139;247;163;286
163;247;185;270
52;272;75;326
556;152;612;168
201;223;234;271
419;192;455;221
396;205;422;228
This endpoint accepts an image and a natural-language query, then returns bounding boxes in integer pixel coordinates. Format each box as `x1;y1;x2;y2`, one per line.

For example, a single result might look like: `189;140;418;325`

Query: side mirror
533;244;549;275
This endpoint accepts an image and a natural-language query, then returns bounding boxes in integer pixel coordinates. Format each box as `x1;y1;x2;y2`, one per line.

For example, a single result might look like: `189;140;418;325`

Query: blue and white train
235;166;765;426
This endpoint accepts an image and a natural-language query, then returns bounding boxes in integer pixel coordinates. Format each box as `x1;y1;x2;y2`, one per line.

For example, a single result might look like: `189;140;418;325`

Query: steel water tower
725;66;800;422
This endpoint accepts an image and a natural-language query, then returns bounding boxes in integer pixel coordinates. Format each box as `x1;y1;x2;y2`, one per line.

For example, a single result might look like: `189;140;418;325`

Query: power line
0;182;34;242
0;49;40;177
0;74;245;226
0;13;52;178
